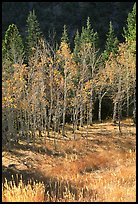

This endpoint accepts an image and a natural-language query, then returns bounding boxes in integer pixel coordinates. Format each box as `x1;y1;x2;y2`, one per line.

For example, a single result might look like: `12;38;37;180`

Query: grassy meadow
2;119;136;202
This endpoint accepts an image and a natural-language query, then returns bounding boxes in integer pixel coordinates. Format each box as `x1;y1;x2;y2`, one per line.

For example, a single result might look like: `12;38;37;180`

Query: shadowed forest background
2;2;134;47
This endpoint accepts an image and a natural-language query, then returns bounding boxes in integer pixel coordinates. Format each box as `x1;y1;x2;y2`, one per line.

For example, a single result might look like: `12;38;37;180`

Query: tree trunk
126;88;129;117
126;66;130;118
79;83;84;127
98;91;107;123
113;100;117;124
48;67;53;137
7;109;13;149
80;103;83;127
62;72;67;136
118;101;122;134
44;107;48;144
72;107;76;140
86;104;89;145
55;92;60;133
89;87;93;126
27;111;30;144
53;117;58;151
133;81;136;124
73;95;79;139
117;73;122;134
98;91;102;123
33;112;36;148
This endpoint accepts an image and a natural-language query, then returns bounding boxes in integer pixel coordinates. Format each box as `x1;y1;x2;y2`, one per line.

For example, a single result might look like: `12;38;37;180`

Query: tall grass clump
2;175;45;202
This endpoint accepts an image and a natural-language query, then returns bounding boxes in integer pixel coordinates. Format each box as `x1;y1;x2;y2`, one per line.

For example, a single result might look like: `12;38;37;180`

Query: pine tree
123;3;136;43
2;24;24;67
102;21;119;61
73;17;99;65
73;29;81;63
26;9;42;61
61;25;69;44
74;17;100;126
80;17;98;47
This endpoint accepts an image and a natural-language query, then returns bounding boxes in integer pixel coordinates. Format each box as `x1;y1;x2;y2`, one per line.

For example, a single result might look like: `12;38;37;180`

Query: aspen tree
79;17;99;126
57;25;77;136
95;21;119;123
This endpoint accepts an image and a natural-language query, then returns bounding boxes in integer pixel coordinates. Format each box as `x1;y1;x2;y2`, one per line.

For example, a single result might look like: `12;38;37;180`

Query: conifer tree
61;25;69;44
73;29;81;63
80;17;98;47
123;3;136;43
2;24;24;68
2;24;24;146
75;17;100;126
121;3;136;119
122;3;136;120
26;9;42;62
102;21;119;61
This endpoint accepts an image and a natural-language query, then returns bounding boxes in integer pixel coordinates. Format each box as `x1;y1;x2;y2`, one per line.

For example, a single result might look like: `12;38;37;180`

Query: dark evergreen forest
2;2;134;48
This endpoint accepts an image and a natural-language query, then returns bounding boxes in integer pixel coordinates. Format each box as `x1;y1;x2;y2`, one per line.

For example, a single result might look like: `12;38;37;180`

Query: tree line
2;4;136;147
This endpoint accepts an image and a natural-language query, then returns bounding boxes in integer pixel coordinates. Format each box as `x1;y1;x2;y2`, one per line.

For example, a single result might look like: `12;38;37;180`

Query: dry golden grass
2;119;136;202
2;176;45;202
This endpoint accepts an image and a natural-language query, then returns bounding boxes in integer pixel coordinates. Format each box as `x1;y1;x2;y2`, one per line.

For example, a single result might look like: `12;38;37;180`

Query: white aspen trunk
80;83;83;127
72;107;75;140
62;72;67;136
118;101;122;134
74;94;79;130
98;91;107;123
86;103;89;145
118;74;122;134
57;102;61;134
48;67;53;137
76;102;79;130
27;111;30;144
41;107;44;135
88;45;100;126
133;81;136;124
7;109;12;149
19;109;23;138
11;108;15;139
33;110;36;148
15;111;19;143
44;107;48;145
26;85;30;144
113;100;117;124
126;90;129;117
89;87;93;126
7;107;14;148
53;115;57;151
72;94;78;139
98;91;102;123
55;92;60;133
53;92;60;149
80;105;83;127
126;66;130;117
24;109;27;137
